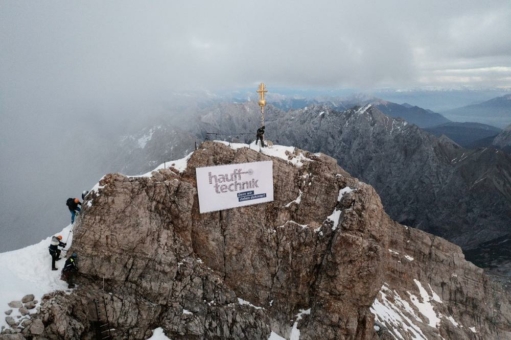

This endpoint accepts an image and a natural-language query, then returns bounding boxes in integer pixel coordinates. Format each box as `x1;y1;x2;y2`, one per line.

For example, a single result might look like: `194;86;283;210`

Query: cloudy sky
1;0;510;101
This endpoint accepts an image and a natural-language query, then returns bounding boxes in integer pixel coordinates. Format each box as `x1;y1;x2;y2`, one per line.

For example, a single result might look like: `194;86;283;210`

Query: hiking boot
52;267;58;271
68;284;76;288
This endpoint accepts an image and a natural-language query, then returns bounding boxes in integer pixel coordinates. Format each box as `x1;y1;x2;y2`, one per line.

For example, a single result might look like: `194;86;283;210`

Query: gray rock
19;319;31;328
18;308;28;317
22;302;35;310
29;320;44;335
5;316;17;328
6;302;21;309
20;296;34;304
0;334;26;340
4;310;12;316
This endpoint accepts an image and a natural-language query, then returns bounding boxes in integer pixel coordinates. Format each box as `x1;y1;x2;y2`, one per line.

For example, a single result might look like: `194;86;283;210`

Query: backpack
66;198;74;208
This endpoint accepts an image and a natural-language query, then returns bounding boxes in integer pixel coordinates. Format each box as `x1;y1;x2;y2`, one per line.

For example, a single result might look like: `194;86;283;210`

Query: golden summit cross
257;83;267;126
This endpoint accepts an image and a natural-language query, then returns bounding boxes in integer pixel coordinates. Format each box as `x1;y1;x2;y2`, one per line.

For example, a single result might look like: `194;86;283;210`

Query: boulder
18;308;29;317
4;311;12;316
0;334;26;340
6;302;21;309
29;320;44;335
22;302;35;310
5;316;17;328
20;296;34;304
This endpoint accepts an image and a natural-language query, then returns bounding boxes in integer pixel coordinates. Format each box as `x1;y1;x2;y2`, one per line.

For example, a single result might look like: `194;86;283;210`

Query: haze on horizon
1;0;510;252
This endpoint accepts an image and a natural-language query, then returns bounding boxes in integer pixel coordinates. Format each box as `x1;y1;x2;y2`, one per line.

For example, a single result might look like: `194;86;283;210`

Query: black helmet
71;253;78;258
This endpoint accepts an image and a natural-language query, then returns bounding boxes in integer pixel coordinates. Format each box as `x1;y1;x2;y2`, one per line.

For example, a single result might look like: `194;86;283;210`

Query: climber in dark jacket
256;126;266;147
61;253;78;288
49;235;66;270
66;198;81;224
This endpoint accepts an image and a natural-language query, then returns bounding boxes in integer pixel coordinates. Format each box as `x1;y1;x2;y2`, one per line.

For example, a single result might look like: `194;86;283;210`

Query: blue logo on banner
238;192;267;202
237;191;254;198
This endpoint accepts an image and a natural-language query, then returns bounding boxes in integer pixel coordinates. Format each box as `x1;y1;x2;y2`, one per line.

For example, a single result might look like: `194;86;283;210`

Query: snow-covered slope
0;225;74;329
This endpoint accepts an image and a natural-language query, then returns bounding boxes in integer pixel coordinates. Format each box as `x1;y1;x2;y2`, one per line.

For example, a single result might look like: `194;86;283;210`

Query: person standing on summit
66;198;81;224
256;126;266;148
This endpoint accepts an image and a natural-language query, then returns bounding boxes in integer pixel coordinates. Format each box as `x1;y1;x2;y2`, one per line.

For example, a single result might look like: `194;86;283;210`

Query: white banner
196;161;274;213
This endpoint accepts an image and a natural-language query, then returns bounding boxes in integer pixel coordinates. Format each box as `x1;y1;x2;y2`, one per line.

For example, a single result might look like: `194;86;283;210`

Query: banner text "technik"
208;169;259;194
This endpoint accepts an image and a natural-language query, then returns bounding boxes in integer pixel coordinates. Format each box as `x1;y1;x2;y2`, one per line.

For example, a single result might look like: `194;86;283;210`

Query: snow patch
446;315;459;327
133;152;193;178
148;327;171;340
269;332;286;340
285;190;302;207
183;309;193;315
371;284;427;340
290;308;311;340
327;186;354;231
404;255;414;261
409;280;441;328
238;298;263;310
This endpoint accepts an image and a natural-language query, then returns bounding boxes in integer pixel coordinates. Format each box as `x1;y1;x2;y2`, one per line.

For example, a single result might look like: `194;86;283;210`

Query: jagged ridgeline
7;141;511;339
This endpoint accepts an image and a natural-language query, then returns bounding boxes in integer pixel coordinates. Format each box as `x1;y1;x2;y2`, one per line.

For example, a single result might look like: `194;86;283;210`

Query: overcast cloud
1;0;510;101
1;1;510;251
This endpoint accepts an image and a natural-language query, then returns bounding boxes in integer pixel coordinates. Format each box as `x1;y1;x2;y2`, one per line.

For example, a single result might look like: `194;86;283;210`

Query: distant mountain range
424;122;502;148
441;94;511;128
372;101;450;128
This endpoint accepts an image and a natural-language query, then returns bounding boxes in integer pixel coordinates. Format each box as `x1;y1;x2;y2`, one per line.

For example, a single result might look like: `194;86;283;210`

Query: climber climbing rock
49;235;66;271
66;197;81;224
61;253;79;288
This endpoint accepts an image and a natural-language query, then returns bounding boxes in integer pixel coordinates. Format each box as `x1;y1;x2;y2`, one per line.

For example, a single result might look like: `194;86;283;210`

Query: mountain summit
2;141;511;339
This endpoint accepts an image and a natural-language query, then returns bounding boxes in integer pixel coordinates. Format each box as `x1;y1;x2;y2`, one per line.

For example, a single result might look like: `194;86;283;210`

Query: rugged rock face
5;141;511;339
375;223;511;339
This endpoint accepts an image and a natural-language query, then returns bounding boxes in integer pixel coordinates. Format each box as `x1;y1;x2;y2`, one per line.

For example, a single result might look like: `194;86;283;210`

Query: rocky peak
493;123;511;151
4;141;511;339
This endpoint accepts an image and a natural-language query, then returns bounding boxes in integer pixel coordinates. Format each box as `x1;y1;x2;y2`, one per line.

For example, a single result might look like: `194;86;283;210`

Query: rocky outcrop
3;141;511;339
374;223;511;339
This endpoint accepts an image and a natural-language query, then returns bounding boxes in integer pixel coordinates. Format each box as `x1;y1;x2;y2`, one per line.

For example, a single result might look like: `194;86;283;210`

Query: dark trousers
63;270;76;287
256;135;265;147
50;249;61;269
70;207;81;224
